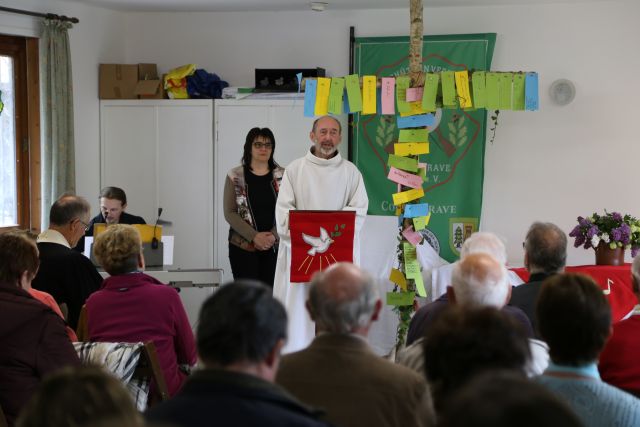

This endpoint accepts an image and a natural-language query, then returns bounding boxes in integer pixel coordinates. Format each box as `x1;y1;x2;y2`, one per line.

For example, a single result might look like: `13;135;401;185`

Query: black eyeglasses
253;141;273;149
78;219;90;232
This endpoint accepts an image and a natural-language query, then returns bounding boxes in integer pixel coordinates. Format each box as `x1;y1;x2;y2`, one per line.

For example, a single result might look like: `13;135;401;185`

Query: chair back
0;403;7;427
76;304;88;341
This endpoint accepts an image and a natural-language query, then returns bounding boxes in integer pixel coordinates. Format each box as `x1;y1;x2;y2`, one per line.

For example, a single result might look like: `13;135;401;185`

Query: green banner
353;34;496;262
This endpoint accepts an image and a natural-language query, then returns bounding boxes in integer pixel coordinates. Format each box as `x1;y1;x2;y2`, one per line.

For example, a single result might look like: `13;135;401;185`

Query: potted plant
568;211;640;265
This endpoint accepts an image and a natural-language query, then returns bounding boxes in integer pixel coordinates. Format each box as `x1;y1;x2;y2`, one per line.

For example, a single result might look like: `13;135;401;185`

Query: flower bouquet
569;211;640;258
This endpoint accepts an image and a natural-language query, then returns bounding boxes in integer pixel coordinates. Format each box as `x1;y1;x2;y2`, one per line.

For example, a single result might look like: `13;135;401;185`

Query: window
0;34;40;232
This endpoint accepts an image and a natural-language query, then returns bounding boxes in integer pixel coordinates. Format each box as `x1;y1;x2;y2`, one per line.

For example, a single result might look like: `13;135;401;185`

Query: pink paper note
406;87;424;102
387;166;424;189
402;226;423;246
381;78;395;115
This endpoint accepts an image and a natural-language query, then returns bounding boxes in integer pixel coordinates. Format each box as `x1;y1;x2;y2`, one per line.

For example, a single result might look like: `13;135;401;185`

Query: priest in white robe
274;115;368;353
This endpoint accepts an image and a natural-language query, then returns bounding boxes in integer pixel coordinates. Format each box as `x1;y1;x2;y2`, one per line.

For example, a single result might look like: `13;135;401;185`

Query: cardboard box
99;63;166;99
99;64;138;99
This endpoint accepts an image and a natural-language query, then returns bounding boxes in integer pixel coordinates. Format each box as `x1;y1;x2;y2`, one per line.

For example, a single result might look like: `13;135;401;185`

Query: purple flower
612;212;623;222
574;234;585;248
633;247;639;258
611;228;622;242
587;225;599;239
569;224;582;237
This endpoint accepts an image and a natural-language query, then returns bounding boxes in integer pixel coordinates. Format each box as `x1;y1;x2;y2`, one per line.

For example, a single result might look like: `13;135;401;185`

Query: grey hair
525;222;567;274
451;254;510;308
308;268;378;333
49;195;91;226
460;232;508;264
632;256;640;284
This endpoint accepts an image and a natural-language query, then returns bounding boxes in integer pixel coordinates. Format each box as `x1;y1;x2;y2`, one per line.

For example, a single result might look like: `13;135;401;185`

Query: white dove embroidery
301;227;334;256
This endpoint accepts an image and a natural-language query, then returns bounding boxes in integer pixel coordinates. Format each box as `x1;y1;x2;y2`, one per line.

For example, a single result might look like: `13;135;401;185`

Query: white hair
460;231;508;265
451;253;509;308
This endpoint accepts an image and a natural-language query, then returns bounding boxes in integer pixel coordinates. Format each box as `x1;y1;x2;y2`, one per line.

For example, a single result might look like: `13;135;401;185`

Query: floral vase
594;243;625;266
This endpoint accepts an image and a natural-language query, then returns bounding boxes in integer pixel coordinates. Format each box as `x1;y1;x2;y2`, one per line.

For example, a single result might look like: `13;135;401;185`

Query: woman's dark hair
241;127;278;171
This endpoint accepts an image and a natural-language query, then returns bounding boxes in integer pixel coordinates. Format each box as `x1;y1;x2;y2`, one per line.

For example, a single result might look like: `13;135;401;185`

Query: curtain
40;19;74;229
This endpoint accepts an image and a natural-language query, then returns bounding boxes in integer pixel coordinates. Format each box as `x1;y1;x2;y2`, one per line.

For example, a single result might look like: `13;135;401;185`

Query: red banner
289;210;356;283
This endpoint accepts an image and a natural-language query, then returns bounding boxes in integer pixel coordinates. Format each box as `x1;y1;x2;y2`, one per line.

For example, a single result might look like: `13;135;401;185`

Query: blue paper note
304;79;318;117
404;203;429;218
397;114;435;129
525;72;539;111
342;88;350;114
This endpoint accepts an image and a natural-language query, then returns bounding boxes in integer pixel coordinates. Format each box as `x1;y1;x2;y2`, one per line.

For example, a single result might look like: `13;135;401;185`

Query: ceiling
69;0;608;13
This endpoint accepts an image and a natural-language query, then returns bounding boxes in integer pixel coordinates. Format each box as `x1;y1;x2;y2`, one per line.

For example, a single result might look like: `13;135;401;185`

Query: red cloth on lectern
511;264;636;323
289;210;356;283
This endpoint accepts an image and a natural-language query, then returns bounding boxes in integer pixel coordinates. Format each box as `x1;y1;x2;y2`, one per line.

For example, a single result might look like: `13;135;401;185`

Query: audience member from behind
509;221;567;328
86;224;196;397
276;262;434;427
535;273;640;427
599;255;640;396
224;127;284;286
406;232;533;346
0;232;80;426
146;280;331;427
31;195;103;329
423;306;530;414
75;186;146;252
439;371;584;427
16;366;143;427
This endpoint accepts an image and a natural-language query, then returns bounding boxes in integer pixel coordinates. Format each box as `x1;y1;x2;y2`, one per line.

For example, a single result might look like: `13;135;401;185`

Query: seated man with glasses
32;195;103;330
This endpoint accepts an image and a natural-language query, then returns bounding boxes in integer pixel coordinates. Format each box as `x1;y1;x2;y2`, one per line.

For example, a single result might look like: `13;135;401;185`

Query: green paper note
499;73;513;110
328;77;345;115
410;271;427;297
486;72;500;110
421;73;440;112
417;166;427;179
441;71;456;108
388;154;418;172
413;216;427;230
398;129;429;143
386;291;415;306
471;71;486;109
345;74;362;112
512;73;525;111
395;76;411;113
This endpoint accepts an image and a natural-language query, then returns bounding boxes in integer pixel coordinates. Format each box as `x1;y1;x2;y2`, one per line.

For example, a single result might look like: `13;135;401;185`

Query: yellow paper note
392;188;424;205
389;268;407;291
362;75;377;115
314;77;330;116
455;70;473;109
424;212;431;226
394;142;430;156
413;216;427;231
399;101;429;117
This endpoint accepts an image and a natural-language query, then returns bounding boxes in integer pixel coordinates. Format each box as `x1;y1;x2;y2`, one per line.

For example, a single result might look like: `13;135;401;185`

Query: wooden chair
76;304;88;341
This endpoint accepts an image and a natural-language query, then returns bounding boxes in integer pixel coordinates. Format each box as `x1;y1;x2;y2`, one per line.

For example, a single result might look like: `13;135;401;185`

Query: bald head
307;262;379;334
451;253;509;308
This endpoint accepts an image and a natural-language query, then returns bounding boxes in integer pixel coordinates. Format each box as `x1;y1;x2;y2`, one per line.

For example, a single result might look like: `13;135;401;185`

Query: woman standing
224;127;283;286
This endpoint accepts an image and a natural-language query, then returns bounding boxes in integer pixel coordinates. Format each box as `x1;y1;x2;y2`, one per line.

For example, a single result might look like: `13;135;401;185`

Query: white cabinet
100;100;214;269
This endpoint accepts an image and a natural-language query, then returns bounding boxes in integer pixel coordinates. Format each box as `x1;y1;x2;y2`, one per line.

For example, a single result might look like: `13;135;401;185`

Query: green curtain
40;19;75;229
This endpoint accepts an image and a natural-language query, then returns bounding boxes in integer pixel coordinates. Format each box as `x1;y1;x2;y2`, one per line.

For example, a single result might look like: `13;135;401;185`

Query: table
511;265;636;323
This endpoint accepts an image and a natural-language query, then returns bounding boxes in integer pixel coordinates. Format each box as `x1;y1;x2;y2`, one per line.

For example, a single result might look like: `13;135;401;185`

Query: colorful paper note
362;75;377;115
389;268;407;290
413;216;427;230
512;73;525;111
387;167;423;189
441;71;457;107
394;142;429;156
392;188;424;205
402;243;426;297
304;79;317;117
472;71;486;109
525;72;539;111
328;77;345;115
381;77;395;115
296;72;303;93
386;291;415;306
422;73;440;112
399;101;429;117
404;203;429;218
397;114;435;129
499;73;513;110
314;77;330;116
395;76;411;113
406;87;423;102
398;129;429;143
454;70;473;109
402;226;423;246
388;154;418;172
345;74;362;112
412;271;427;297
485;72;500;110
417;166;427;179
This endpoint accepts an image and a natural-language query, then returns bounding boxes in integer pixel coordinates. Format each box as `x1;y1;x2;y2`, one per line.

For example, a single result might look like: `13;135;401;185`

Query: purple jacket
86;272;197;396
0;283;80;426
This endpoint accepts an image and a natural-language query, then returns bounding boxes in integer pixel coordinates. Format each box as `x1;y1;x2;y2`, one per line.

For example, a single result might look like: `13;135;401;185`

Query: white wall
121;1;640;267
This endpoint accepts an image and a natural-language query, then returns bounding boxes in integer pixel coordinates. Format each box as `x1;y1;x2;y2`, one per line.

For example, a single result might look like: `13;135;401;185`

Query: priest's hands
253;232;276;251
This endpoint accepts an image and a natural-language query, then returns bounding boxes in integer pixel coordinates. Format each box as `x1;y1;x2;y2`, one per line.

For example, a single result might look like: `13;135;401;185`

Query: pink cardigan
86;272;197;396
